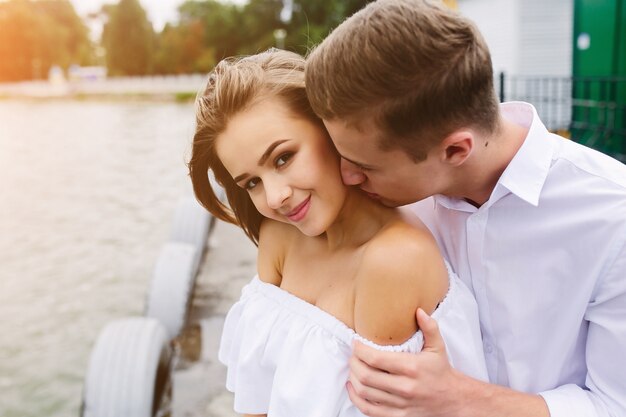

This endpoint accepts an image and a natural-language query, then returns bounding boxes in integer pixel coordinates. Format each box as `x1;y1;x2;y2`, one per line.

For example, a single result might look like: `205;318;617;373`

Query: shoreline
0;92;197;103
0;75;206;102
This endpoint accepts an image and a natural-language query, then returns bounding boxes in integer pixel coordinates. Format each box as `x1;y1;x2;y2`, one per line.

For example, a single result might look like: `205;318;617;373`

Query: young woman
188;49;487;417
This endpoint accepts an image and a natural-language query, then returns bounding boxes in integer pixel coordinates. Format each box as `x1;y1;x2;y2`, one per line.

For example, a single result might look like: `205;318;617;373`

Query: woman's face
216;97;347;236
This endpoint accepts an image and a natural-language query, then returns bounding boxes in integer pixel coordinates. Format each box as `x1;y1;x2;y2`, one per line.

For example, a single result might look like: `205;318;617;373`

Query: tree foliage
151;0;372;76
102;0;155;76
0;0;373;80
153;20;214;74
0;0;92;81
286;0;371;51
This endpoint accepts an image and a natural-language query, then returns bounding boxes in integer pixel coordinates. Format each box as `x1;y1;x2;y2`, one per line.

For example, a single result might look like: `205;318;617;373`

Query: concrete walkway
172;220;258;417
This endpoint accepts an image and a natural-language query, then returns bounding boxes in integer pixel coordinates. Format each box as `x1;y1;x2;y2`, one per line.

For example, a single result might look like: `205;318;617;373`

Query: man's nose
266;180;292;209
340;158;367;185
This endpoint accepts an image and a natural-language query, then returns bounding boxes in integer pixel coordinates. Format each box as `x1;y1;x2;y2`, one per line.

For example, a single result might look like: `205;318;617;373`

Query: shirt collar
433;102;555;211
496;102;554;207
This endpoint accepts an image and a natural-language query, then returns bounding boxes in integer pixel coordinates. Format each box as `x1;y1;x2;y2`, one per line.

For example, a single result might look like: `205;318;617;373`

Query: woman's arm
354;223;448;345
257;219;293;285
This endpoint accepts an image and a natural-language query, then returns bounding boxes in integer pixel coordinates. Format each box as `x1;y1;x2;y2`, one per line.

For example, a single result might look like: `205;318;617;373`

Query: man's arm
346;308;550;417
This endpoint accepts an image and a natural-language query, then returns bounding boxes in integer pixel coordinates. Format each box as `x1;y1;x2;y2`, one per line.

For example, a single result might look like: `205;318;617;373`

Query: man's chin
379;198;402;207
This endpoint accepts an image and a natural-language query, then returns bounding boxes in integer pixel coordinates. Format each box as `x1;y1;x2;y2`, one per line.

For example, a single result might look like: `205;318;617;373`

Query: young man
305;1;626;417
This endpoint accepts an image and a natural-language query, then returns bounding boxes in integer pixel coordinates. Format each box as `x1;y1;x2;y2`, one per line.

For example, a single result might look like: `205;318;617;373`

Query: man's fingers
353;340;419;375
416;308;445;353
350;353;419;400
349;353;398;392
347;370;407;408
346;380;402;417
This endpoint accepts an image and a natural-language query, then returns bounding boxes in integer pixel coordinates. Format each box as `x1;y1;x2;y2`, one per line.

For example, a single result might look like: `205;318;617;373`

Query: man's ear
438;130;474;166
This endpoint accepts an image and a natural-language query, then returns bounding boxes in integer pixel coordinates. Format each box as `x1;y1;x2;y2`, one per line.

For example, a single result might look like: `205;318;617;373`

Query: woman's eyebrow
233;139;290;183
258;139;289;166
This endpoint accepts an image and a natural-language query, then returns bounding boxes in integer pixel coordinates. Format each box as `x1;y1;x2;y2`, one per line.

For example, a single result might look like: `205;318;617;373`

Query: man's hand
347;308;464;417
346;308;549;417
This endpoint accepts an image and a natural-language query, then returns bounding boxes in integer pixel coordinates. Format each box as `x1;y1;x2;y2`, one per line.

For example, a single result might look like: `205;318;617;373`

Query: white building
457;0;574;130
458;0;573;76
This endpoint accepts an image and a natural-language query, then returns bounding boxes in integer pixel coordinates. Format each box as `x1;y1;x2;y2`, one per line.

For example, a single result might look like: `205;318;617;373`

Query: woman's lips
286;196;311;222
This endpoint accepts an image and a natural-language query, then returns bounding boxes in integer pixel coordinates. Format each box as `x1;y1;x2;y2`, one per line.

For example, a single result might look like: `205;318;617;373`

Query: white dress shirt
410;102;626;417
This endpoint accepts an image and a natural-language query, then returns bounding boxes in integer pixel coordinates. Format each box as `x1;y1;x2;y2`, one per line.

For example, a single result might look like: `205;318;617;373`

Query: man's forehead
322;123;385;170
325;118;382;143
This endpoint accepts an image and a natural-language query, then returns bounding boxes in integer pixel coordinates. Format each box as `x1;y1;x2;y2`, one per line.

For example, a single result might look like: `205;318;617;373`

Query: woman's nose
266;180;292;209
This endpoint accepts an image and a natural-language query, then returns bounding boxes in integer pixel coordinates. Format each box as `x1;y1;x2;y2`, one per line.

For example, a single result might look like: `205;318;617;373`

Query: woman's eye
244;177;260;190
275;152;293;167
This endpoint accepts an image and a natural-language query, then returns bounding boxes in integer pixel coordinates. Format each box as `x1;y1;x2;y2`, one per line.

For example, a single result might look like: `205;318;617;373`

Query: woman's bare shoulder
354;219;448;345
257;219;299;285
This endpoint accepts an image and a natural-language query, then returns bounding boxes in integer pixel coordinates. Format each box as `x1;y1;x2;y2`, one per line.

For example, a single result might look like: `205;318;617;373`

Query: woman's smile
285;196;311;222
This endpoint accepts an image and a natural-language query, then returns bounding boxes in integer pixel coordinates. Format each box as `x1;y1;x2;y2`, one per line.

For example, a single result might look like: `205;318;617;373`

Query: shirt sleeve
540;234;626;417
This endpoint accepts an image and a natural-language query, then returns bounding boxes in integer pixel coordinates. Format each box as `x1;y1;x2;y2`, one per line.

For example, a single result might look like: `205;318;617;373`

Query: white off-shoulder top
218;262;488;416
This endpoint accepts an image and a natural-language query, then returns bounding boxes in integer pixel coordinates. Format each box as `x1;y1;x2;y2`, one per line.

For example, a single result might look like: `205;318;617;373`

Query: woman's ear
438;130;474;166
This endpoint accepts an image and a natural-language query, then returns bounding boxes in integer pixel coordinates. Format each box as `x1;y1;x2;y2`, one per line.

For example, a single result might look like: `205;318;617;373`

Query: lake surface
0;100;196;417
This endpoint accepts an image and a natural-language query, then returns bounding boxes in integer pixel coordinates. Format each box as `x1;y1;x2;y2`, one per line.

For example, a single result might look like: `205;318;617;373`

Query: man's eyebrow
233;139;289;183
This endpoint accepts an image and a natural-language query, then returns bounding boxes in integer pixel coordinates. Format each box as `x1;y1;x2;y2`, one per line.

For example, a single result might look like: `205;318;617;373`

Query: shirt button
485;343;494;354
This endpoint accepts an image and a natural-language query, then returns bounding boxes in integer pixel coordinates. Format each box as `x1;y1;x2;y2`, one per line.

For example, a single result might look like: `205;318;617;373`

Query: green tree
149;0;372;75
153;24;185;74
0;0;92;81
284;0;371;53
239;0;284;54
102;0;155;76
178;0;246;63
154;21;214;74
38;0;93;66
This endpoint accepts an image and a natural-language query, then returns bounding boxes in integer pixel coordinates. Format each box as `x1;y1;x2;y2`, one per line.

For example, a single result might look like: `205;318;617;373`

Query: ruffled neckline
246;260;457;352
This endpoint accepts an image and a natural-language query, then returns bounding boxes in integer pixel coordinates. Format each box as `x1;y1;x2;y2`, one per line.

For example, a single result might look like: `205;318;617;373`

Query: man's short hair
306;0;500;161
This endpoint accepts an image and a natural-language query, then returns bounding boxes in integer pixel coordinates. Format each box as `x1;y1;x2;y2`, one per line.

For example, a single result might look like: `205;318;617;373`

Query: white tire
82;317;171;417
169;196;211;269
145;242;197;339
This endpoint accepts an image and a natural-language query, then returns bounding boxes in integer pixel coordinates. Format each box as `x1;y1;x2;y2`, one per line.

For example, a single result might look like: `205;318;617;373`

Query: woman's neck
323;188;398;250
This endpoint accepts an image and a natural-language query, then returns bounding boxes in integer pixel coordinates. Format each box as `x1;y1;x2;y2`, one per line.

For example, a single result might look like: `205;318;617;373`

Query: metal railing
497;73;626;163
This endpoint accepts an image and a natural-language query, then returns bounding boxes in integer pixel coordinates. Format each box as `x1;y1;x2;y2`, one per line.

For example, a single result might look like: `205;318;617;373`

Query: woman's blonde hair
188;49;322;245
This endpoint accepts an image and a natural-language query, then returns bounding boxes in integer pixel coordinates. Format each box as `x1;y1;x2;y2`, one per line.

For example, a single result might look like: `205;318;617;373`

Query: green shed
572;0;626;161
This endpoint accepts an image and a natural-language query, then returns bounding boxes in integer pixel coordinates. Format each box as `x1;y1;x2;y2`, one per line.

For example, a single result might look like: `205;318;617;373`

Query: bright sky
70;0;248;33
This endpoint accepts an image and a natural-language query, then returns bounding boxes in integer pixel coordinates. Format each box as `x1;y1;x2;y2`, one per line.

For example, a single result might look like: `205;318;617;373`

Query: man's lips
363;190;380;200
285;196;311;221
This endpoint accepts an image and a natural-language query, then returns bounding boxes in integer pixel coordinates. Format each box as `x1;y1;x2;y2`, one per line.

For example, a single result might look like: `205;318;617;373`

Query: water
0;99;196;417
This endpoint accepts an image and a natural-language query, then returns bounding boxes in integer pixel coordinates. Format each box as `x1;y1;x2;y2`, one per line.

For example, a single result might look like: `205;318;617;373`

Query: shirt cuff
539;384;605;417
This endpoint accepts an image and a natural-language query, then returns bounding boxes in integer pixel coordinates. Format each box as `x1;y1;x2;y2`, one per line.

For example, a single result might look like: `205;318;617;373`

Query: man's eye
343;157;371;172
244;177;260;190
275;152;293;167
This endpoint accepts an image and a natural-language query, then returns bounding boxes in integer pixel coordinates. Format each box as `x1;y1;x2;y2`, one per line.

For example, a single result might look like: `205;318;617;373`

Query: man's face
323;118;445;207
